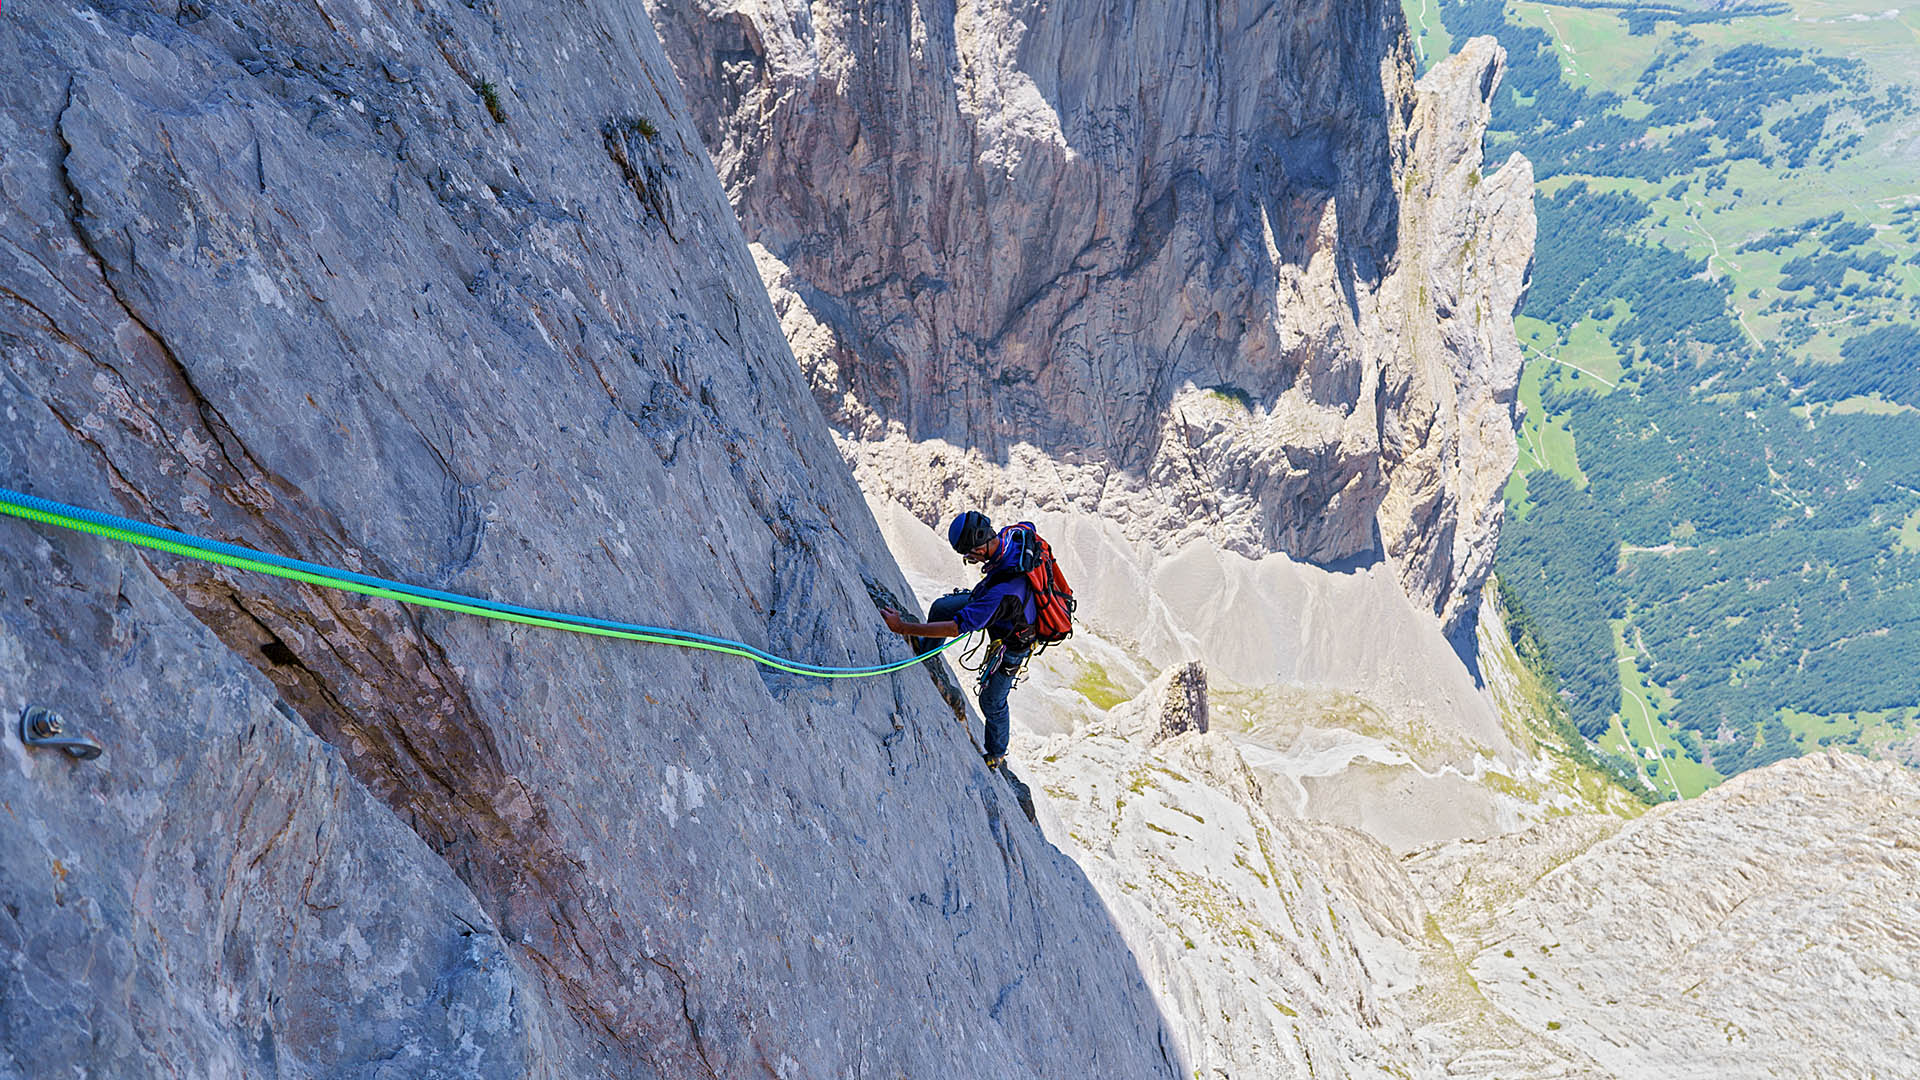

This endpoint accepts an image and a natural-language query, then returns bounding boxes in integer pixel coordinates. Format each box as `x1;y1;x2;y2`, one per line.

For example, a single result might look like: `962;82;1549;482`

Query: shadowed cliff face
650;1;1533;633
657;0;1403;457
0;2;1178;1076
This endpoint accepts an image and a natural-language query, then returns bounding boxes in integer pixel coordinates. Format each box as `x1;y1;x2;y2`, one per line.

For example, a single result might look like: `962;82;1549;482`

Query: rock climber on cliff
880;511;1041;770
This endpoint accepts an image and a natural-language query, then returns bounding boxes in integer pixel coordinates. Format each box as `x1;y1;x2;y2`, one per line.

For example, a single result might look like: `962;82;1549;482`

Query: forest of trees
1525;185;1740;348
1620;526;1920;725
1446;2;1870;182
1805;327;1920;406
1452;1;1920;781
1497;472;1623;737
1503;351;1920;771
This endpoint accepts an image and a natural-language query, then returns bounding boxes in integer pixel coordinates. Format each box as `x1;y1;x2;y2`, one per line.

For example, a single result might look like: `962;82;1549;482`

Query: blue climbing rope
0;486;957;678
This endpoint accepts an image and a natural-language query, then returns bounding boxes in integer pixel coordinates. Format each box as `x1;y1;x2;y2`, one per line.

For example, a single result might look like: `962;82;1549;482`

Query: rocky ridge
1;2;1178;1075
867;479;1622;858
651;1;1533;634
1409;751;1920;1079
1005;649;1917;1077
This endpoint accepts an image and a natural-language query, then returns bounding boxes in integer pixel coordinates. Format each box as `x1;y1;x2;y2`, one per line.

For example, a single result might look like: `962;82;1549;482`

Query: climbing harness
0;487;956;679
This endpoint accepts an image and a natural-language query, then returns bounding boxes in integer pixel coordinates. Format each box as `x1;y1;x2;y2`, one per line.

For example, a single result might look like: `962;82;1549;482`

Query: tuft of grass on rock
1203;383;1255;411
477;80;507;124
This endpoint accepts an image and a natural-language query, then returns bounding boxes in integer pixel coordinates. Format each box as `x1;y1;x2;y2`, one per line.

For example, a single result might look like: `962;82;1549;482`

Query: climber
880;510;1037;770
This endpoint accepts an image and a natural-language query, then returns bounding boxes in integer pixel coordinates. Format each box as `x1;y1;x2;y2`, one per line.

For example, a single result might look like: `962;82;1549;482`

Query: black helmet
947;510;994;553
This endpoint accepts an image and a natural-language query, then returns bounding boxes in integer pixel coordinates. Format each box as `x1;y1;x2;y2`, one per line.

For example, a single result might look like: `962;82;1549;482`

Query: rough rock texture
869;492;1586;853
1409;753;1920;1079
1014;669;1917;1079
1;1;1179;1075
1;515;554;1078
650;3;1533;632
1022;719;1440;1078
1011;666;1608;1080
1109;661;1209;746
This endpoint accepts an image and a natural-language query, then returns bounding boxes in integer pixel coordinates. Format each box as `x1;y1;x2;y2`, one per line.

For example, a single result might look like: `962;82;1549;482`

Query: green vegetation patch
1781;705;1915;754
1204;384;1257;411
1822;396;1914;417
1613;620;1725;798
1496;580;1661;805
1557;315;1628;385
1512;319;1593;501
1453;0;1920;791
1897;507;1920;554
477;80;507;124
1071;658;1132;711
1404;0;1456;74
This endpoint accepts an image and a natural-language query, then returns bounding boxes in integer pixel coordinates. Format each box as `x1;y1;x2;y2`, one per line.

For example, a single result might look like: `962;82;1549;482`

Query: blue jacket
955;551;1037;642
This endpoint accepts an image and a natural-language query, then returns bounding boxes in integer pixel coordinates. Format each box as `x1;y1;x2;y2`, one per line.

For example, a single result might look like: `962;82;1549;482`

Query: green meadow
1419;0;1920;791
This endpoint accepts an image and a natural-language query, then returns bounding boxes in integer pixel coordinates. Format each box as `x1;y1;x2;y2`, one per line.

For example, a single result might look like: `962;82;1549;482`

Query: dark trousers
926;591;1027;757
976;645;1029;757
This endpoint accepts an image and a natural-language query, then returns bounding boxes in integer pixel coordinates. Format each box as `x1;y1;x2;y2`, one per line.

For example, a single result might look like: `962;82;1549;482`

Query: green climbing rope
0;487;957;679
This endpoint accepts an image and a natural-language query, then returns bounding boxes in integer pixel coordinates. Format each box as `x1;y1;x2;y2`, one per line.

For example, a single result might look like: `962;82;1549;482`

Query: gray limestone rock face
1020;675;1919;1078
649;3;1533;633
1154;662;1209;743
1;1;1179;1075
1021;718;1443;1078
1;488;554;1078
1410;753;1920;1079
1106;661;1208;746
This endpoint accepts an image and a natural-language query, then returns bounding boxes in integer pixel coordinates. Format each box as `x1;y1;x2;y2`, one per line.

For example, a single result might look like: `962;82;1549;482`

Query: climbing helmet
947;510;995;554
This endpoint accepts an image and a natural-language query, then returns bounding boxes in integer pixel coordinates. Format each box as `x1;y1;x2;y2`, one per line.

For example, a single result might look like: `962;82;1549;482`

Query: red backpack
994;522;1076;650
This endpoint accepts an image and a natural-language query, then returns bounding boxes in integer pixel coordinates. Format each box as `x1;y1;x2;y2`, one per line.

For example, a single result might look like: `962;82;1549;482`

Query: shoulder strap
994;523;1043;576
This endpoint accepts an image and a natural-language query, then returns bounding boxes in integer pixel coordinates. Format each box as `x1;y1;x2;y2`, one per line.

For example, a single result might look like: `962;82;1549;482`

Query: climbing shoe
982;752;1006;770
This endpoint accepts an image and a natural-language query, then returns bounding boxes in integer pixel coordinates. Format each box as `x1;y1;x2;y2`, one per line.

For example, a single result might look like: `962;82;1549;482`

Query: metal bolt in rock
19;706;103;760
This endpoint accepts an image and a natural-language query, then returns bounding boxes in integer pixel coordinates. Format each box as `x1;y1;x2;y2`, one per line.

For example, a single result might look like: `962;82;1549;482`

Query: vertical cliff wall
0;1;1178;1075
648;0;1533;633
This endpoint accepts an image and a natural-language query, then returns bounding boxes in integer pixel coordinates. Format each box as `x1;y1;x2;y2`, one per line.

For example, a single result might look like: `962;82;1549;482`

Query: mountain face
648;0;1534;634
1009;667;1918;1078
1;2;1178;1076
1408;751;1920;1079
653;0;1550;859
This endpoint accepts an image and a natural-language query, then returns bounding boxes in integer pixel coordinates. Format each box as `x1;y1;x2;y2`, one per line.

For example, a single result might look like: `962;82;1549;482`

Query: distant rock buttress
650;2;1535;633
